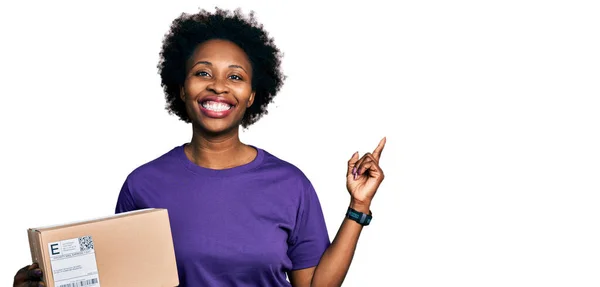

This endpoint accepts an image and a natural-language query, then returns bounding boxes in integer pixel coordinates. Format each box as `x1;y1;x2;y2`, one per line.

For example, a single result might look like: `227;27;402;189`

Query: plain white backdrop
1;0;599;286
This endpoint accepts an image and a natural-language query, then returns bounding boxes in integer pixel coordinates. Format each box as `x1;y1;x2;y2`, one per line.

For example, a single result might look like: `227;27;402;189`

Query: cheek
234;85;254;103
184;78;206;96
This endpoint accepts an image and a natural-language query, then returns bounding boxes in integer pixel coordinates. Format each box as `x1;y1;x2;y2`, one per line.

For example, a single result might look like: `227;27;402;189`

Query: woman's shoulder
124;144;186;180
258;147;313;184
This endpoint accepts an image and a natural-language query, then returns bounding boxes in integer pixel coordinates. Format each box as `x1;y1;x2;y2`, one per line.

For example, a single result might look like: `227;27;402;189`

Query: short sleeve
114;178;138;214
287;178;331;270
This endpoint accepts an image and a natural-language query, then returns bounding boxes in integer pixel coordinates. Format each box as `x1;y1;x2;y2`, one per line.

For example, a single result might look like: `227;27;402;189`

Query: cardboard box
28;208;179;287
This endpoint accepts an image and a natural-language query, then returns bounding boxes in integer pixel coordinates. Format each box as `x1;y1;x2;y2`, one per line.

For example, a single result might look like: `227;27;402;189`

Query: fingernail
35;269;42;276
352;167;357;175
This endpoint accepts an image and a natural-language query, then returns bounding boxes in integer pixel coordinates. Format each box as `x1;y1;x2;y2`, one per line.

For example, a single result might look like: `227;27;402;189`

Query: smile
198;98;236;119
201;100;233;112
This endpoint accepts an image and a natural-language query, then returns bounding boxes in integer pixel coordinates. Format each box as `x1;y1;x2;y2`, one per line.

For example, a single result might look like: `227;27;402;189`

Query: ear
247;91;256;108
180;87;185;101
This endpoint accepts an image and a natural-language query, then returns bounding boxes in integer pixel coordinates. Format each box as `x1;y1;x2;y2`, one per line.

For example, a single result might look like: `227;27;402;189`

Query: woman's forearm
310;201;371;287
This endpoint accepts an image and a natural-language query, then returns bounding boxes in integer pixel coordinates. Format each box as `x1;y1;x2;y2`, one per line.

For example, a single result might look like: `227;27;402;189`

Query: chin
195;118;241;135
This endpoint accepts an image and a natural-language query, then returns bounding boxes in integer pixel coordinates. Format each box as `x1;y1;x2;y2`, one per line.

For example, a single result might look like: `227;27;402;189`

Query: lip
198;96;236;119
198;95;237;106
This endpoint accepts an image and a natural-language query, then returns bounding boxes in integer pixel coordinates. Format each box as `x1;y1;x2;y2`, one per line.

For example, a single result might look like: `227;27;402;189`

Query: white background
1;0;599;286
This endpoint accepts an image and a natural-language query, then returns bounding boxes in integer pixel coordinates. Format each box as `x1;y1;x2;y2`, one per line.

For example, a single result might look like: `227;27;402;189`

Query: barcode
58;278;99;287
79;236;94;251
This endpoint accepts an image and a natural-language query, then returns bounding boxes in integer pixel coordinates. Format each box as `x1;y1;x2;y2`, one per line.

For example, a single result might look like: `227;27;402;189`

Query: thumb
347;151;359;177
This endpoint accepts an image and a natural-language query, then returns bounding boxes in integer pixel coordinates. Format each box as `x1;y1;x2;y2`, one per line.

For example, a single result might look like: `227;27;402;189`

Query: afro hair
158;7;285;128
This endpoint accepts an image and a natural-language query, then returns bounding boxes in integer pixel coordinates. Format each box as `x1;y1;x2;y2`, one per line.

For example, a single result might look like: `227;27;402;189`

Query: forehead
188;39;251;68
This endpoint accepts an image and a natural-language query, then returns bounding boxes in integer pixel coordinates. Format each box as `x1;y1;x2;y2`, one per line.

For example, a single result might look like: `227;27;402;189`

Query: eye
194;70;210;77
229;74;243;81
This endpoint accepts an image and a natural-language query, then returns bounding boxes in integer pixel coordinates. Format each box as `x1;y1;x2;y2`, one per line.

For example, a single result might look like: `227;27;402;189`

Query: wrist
346;205;373;226
349;199;371;214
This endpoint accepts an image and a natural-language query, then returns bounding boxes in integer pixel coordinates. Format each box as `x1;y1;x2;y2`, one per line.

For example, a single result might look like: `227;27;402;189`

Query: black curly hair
158;7;285;128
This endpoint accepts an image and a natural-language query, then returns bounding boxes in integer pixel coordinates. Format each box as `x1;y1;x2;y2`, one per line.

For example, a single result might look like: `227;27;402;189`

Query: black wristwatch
346;207;372;226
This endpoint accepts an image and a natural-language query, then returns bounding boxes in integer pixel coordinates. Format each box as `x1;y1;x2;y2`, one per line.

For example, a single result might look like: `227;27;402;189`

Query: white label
48;236;100;287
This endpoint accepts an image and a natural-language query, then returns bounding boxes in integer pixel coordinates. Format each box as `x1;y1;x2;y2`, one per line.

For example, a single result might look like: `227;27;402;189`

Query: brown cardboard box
28;208;179;287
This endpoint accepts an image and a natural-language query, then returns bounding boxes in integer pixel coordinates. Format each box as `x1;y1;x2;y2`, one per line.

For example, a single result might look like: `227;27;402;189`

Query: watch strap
346;207;372;226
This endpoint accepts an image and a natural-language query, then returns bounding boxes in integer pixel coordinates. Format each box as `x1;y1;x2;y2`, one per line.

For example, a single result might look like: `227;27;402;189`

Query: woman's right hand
13;263;45;287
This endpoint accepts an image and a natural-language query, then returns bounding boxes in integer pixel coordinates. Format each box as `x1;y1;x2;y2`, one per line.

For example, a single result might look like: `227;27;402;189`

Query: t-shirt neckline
175;143;265;177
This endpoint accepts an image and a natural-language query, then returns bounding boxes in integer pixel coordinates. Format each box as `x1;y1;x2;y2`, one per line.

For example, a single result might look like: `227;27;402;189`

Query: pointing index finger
372;137;386;161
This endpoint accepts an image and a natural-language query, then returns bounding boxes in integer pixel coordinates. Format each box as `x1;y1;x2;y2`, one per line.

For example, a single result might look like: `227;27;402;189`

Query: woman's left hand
346;137;386;212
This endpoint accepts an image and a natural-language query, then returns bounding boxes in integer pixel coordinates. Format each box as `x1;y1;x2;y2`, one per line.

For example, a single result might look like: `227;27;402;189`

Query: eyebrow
191;61;248;73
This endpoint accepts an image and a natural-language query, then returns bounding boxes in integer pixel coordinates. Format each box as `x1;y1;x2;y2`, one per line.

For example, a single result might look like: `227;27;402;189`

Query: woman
14;8;386;287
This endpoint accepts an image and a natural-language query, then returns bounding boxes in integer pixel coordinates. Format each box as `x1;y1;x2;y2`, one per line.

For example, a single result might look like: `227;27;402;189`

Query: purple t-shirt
114;144;331;286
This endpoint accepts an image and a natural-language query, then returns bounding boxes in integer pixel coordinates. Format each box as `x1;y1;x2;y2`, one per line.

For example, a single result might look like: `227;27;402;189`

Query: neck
185;124;253;169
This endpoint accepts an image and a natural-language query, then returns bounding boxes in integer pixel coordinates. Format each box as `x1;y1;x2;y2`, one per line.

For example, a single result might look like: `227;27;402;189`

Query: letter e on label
50;243;60;255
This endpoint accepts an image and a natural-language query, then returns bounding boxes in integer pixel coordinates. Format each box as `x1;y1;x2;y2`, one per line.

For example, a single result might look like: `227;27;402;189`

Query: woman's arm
289;137;386;287
288;200;370;287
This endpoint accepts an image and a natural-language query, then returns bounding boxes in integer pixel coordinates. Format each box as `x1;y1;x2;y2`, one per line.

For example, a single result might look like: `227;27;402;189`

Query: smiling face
180;39;255;134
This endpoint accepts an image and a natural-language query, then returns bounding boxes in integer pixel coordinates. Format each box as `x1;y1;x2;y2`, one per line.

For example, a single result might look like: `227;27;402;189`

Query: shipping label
48;236;100;287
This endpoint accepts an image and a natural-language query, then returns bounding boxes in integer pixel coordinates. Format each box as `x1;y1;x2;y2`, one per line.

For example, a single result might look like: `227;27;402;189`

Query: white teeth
201;101;232;112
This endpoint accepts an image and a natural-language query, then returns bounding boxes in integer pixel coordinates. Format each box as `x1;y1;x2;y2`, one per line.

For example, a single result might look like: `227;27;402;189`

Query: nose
206;77;229;94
